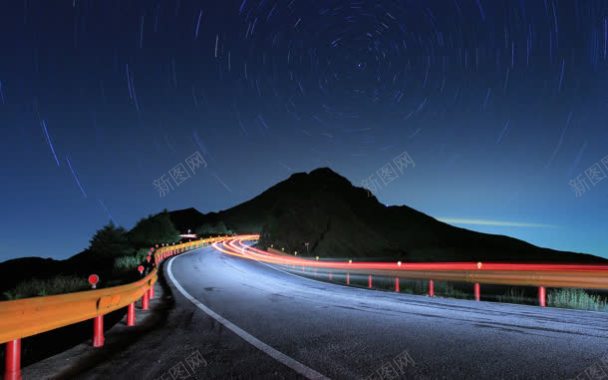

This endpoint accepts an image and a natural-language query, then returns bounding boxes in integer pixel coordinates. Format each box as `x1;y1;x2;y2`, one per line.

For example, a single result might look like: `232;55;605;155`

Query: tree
89;223;134;259
128;211;180;247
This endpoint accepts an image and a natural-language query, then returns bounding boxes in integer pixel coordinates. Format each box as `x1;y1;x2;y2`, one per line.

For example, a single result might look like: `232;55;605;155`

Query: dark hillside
169;168;606;263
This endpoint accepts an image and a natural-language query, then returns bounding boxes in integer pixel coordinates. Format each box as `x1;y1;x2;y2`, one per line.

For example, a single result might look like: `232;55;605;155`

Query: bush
3;275;89;300
548;288;608;311
135;248;150;261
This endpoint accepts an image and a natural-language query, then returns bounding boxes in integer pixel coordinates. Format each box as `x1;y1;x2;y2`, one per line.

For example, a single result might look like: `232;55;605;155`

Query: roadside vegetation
497;288;528;304
3;275;89;300
548;288;608;311
196;220;234;236
113;248;150;274
292;271;608;312
1;211;181;300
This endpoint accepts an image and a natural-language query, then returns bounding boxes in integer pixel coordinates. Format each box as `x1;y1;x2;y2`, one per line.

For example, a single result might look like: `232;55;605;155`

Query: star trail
1;0;608;261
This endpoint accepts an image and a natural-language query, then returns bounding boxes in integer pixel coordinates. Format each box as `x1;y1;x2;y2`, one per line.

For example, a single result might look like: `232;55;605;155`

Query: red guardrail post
328;272;333;281
149;284;155;299
346;272;350;285
93;315;104;347
538;286;546;307
368;274;373;288
474;283;481;301
126;303;136;326
142;289;150;310
428;280;435;297
4;339;21;380
395;277;400;292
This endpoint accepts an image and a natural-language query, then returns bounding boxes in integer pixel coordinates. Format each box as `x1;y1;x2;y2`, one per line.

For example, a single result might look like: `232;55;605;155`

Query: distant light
477;262;483;269
397;261;402;266
348;259;352;264
316;256;319;261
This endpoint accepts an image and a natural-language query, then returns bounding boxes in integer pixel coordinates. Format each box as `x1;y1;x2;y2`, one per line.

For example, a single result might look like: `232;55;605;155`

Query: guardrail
218;237;608;308
5;235;606;379
0;236;230;380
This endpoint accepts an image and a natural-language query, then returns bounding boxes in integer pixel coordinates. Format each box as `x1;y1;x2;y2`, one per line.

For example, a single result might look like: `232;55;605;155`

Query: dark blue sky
1;0;608;261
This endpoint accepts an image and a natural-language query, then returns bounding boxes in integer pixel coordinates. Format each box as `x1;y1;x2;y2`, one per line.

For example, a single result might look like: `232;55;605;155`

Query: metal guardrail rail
219;237;608;304
0;272;158;344
0;236;231;380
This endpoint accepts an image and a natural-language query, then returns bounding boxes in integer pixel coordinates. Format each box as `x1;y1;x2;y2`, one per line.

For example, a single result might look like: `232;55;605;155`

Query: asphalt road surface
61;246;608;379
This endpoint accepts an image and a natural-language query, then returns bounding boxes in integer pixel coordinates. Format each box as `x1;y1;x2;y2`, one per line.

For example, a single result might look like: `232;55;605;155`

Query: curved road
55;245;608;379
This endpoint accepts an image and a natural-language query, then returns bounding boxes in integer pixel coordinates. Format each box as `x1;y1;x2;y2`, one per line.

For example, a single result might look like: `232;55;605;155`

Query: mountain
170;167;606;263
166;207;207;233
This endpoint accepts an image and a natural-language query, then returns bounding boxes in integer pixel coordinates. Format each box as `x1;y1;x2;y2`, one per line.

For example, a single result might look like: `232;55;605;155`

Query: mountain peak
285;167;347;182
308;167;341;177
167;168;605;263
285;167;357;190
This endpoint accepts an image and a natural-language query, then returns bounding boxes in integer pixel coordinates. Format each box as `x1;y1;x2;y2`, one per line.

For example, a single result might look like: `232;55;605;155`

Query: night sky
1;1;608;262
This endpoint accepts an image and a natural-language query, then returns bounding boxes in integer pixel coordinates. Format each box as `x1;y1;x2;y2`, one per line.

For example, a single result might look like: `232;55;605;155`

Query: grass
114;255;141;272
432;281;470;299
3;248;156;300
294;271;471;299
113;248;150;273
497;288;528;304
548;288;608;311
3;275;89;300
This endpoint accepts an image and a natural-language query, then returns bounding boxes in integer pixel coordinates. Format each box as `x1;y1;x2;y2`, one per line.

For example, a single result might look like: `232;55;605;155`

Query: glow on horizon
436;218;557;229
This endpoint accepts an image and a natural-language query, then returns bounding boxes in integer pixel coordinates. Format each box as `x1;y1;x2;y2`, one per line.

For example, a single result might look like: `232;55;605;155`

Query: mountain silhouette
170;167;605;263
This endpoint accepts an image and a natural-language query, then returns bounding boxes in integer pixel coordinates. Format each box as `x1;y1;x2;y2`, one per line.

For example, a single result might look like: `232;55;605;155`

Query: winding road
45;243;608;379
